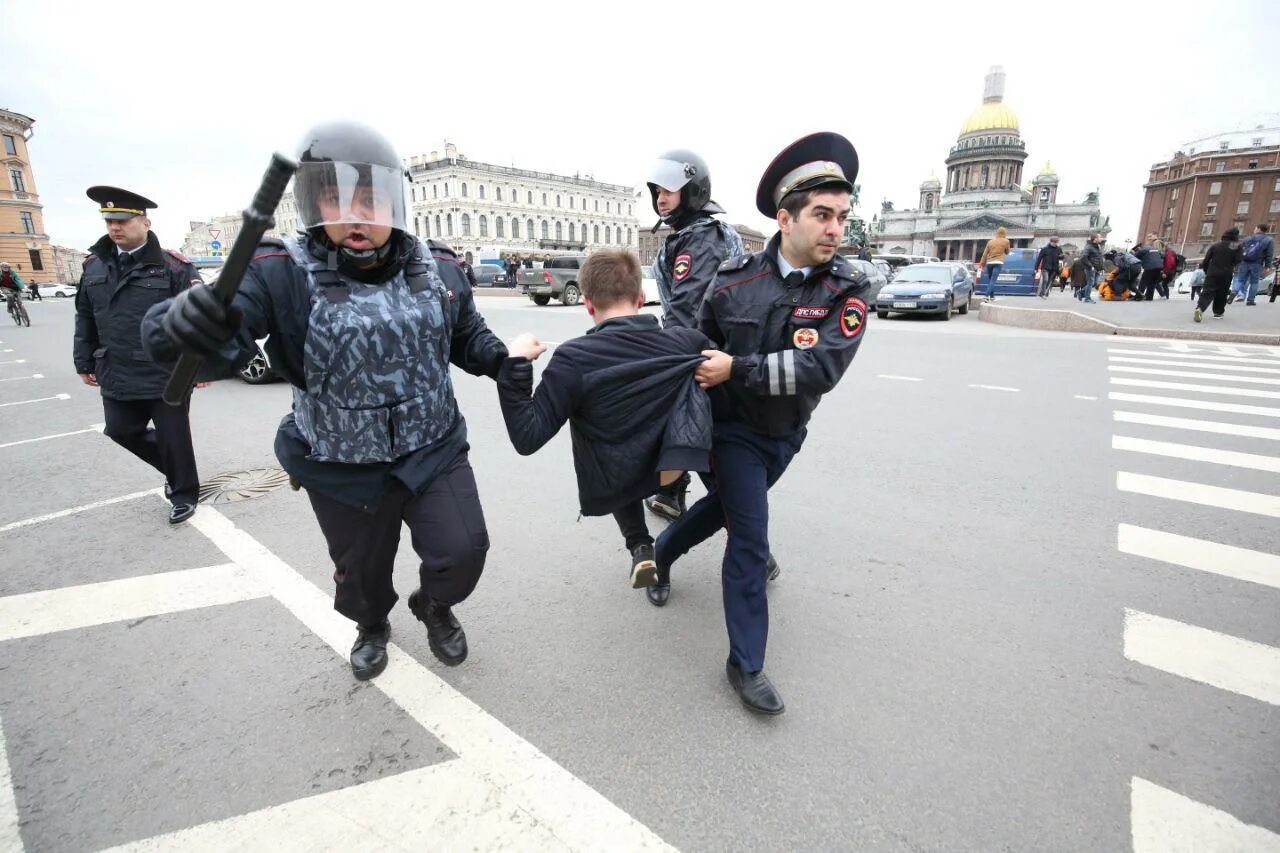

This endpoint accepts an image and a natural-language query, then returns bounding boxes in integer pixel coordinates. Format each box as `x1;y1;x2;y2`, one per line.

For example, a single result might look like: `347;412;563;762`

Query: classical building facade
406;142;639;262
1;108;55;283
875;67;1108;262
637;223;767;265
51;245;88;284
182;191;300;259
1138;125;1280;258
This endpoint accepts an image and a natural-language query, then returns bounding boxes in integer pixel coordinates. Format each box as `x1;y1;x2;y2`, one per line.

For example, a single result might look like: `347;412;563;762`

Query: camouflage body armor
284;238;458;464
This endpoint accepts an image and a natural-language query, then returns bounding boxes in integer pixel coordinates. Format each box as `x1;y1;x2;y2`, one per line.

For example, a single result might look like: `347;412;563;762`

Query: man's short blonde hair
580;250;642;309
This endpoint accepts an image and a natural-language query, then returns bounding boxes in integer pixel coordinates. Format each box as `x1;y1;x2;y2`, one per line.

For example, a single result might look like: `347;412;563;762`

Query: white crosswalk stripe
1108;343;1280;848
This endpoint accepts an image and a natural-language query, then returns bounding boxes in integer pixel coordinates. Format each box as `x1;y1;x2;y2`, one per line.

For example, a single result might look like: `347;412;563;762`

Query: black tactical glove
162;284;243;357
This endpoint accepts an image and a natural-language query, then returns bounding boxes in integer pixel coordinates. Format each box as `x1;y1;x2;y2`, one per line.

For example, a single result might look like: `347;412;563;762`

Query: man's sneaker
644;493;683;521
408;589;468;666
1227;290;1237;304
1194;307;1203;323
350;621;390;680
767;554;781;582
1213;314;1224;319
629;543;658;589
169;503;195;525
1246;300;1257;306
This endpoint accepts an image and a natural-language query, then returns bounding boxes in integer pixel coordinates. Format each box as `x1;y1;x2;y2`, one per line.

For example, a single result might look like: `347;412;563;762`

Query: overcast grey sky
6;0;1278;253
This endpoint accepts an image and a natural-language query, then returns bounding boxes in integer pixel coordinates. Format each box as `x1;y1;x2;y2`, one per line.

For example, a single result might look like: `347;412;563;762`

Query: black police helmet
297;120;402;170
647;149;713;222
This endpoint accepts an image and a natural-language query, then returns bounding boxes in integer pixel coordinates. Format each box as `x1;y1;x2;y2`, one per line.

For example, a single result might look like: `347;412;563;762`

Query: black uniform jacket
142;235;507;512
700;234;870;438
74;232;201;400
659;215;738;330
495;314;712;516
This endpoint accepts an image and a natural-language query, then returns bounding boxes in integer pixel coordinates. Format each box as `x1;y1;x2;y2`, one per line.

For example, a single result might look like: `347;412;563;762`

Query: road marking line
1113;435;1280;473
1111;377;1280;400
1075;395;1098;400
0;714;21;853
968;384;1019;392
1131;776;1280;852
1;349;10;353
102;761;571;852
0;426;102;450
0;373;42;382
187;506;671;850
1110;348;1280;366
0;563;265;642
1114;411;1280;441
1118;524;1280;590
1109;392;1280;419
876;374;923;382
0;488;160;534
1109;365;1280;386
0;393;70;409
0;359;27;365
1110;355;1280;374
1124;609;1280;706
1117;472;1280;518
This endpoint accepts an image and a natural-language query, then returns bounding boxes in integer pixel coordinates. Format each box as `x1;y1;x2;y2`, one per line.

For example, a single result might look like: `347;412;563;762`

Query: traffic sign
210;240;222;250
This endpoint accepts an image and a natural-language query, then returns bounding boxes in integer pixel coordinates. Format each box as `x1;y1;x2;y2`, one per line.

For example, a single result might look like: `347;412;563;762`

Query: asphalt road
1;294;1277;851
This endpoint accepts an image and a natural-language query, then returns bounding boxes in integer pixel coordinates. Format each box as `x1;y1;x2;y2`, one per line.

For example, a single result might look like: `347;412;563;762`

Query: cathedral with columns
873;66;1109;262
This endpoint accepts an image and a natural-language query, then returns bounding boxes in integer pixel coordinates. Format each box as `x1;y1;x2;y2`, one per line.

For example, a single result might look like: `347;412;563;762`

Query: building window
1166;206;1175;221
433;185;438;199
925;193;935;212
446;214;453;236
594;225;600;243
1171;187;1179;200
568;222;575;241
1214;162;1226;173
581;198;587;210
444;183;450;196
1270;200;1280;214
1252;137;1264;147
10;169;26;193
1242;180;1254;194
541;220;549;240
1206;202;1217;215
605;225;612;244
1200;222;1214;237
461;213;471;236
495;217;503;238
569;196;575;209
2;135;15;155
606;201;612;213
478;215;488;237
542;193;547;205
28;249;43;271
554;221;562;241
1219;141;1229;151
511;217;519;238
1248;160;1259;169
435;215;442;235
461;183;468;198
479;185;485;199
423;216;430;238
527;218;535;238
556;195;561;208
20;211;35;234
1209;182;1222;195
528;191;533;204
1237;201;1250;216
628;204;633;216
594;200;599;212
625;227;632;244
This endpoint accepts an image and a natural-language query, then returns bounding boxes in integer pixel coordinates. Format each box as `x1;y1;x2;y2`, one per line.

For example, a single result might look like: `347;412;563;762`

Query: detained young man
496;250;712;590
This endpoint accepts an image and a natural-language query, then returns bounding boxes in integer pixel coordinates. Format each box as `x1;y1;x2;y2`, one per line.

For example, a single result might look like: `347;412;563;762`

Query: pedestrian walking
1078;232;1104;302
1134;233;1165;300
979;226;1012;300
73;187;202;524
1194;227;1243;322
655;132;870;715
640;148;743;533
1228;224;1274;306
25;278;42;300
1035;236;1063;298
146;121;526;682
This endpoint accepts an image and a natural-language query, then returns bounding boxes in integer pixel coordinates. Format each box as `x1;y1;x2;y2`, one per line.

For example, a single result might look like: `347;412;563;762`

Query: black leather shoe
409;589;468;666
726;658;785;715
767;553;781;582
169;503;196;525
350;621;390;680
629;543;657;589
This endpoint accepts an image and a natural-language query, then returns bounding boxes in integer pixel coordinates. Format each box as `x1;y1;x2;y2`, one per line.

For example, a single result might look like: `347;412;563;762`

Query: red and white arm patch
839;297;867;338
673;253;692;282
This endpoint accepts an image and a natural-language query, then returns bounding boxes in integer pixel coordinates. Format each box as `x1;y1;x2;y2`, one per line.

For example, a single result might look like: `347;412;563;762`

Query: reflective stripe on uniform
782;349;796;395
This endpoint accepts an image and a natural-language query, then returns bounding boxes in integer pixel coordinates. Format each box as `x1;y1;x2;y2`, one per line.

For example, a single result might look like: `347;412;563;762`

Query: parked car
975;248;1038;297
875;262;975;320
844;258;887;308
871;253;927;279
472;264;510;287
519;255;587;305
641;265;660;305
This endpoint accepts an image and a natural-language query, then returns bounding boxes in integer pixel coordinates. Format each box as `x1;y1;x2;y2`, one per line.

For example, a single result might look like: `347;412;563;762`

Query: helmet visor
295;161;407;231
647;158;694;192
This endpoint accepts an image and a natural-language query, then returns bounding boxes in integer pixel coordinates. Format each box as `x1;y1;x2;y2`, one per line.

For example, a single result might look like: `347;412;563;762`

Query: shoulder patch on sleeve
840;296;868;339
164;248;191;264
719;254;751;273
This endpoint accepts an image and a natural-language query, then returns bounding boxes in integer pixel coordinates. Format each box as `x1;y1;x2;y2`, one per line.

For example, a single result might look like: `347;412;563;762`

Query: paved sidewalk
980;289;1279;344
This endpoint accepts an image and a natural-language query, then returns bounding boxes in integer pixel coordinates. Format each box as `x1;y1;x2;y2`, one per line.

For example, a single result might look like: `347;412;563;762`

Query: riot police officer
73;187;203;524
656;132;869;714
640;151;743;531
144;122;515;681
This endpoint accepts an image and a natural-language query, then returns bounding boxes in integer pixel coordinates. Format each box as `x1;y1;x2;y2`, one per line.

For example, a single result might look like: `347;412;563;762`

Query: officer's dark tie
118;252;134;274
785;271;804;288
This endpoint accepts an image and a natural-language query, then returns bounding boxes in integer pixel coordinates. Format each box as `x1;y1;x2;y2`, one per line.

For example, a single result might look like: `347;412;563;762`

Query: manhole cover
199;467;293;504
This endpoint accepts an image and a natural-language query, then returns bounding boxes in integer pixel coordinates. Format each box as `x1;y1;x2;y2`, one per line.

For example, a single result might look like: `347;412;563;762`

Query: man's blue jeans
1077;267;1098;300
1233;261;1263;302
984;263;1002;297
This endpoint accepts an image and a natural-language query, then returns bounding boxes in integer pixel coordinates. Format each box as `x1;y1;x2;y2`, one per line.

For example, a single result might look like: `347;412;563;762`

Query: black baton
163;152;298;406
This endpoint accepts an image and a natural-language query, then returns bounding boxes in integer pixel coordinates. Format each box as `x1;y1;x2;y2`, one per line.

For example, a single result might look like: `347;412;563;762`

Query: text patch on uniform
840;297;867;338
673;254;692;281
792;305;830;320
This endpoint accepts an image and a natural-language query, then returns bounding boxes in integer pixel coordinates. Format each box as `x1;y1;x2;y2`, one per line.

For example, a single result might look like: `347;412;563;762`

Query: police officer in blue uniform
641;150;743;526
655;132;869;714
74;187;203;524
144;122;514;681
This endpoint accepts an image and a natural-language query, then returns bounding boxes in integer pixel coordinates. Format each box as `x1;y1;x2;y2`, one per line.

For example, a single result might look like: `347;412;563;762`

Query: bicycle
5;290;30;326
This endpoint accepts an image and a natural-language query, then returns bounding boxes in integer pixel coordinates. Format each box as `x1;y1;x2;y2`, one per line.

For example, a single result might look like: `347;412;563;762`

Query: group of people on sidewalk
1193;224;1274;322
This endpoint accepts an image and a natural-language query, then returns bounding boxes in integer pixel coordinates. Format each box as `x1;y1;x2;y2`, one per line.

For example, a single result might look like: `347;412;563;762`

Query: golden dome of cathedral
959;101;1020;135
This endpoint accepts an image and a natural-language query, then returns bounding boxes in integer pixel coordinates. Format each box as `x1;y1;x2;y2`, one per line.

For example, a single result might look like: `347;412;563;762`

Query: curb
978;302;1280;345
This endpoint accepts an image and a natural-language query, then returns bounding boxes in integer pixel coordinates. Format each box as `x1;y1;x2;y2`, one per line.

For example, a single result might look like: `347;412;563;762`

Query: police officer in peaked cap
73;186;204;524
145;121;541;681
654;132;870;715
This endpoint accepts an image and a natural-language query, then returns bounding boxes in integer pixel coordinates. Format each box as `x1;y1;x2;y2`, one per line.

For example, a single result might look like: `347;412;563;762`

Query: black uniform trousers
101;396;200;504
1196;273;1232;317
655;422;805;674
307;451;489;629
613;502;652;551
1139;268;1165;300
